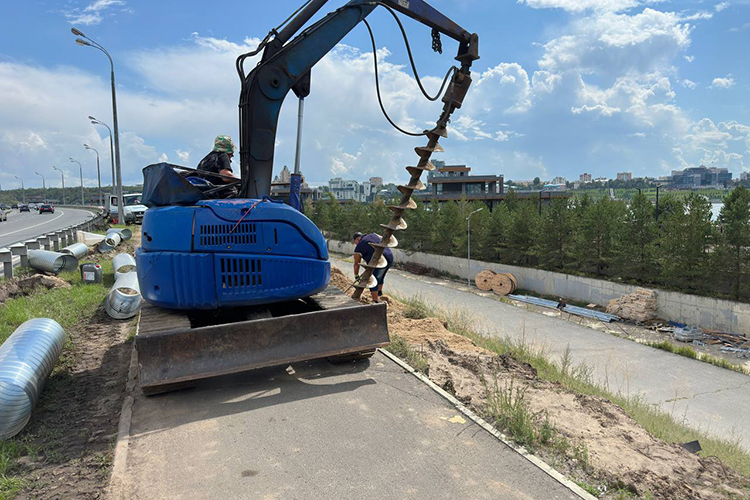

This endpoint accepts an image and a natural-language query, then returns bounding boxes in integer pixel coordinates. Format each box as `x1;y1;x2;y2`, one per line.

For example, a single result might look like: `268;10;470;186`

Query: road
114;352;582;499
331;257;750;451
0;208;94;248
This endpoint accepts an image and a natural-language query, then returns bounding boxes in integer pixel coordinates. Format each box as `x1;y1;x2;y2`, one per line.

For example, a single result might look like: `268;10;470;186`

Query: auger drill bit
352;68;473;300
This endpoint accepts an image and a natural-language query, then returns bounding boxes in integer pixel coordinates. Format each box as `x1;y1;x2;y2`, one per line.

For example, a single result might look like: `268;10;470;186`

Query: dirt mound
0;274;71;303
330;267;354;293
326;266;750;499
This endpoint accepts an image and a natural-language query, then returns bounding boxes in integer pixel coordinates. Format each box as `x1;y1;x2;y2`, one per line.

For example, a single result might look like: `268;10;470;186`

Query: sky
0;0;749;191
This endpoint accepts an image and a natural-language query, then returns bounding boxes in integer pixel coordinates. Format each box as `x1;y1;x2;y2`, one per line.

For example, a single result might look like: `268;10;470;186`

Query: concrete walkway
331;257;750;450
113;352;580;500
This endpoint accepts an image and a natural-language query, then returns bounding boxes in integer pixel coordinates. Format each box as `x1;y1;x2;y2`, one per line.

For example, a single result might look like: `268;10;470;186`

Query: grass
393;294;750;478
646;340;750;376
386;335;429;374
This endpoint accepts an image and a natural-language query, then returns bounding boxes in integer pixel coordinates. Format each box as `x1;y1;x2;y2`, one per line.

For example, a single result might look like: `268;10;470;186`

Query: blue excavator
134;0;479;394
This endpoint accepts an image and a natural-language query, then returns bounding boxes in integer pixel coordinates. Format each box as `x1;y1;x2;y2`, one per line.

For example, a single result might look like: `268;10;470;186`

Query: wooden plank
309;286;361;310
138;302;192;336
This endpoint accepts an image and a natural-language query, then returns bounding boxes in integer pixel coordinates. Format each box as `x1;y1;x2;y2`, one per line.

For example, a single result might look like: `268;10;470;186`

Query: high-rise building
369;177;383;188
551;176;567;185
670;166;732;187
579;173;592;183
616;172;632;181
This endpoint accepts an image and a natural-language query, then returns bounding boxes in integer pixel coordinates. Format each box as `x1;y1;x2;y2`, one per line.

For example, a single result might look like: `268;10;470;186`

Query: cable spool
475;270;496;291
490;273;517;296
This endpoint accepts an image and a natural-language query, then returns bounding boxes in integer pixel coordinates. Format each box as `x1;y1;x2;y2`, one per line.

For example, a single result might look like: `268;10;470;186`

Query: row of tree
306;187;750;301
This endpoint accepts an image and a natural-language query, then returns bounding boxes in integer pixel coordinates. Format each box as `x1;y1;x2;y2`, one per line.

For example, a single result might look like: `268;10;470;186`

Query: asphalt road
0;208;94;248
331;257;750;451
116;352;581;499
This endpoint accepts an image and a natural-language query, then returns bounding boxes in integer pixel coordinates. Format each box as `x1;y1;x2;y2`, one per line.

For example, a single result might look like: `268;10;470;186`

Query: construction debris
674;326;704;343
606;288;658;323
509;294;620;323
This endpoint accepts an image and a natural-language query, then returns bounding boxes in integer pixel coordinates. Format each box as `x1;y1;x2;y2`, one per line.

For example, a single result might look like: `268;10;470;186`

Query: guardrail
0;208;109;279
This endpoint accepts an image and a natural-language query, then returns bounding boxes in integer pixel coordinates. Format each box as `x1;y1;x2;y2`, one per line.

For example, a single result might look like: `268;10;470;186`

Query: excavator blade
136;287;389;395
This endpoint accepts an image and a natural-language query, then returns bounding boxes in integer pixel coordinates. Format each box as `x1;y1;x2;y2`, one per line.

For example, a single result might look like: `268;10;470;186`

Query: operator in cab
352;232;393;303
197;135;240;185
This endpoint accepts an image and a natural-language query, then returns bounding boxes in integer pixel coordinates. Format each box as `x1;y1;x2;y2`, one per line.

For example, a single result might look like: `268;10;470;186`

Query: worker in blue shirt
352;232;393;303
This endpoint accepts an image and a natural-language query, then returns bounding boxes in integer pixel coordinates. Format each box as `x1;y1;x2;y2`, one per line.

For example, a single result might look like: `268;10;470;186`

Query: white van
106;193;147;224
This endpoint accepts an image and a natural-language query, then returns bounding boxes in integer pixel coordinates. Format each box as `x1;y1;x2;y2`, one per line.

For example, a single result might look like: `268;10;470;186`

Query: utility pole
52;166;66;205
14;176;25;204
70;158;84;205
73;29;124;223
466;208;484;286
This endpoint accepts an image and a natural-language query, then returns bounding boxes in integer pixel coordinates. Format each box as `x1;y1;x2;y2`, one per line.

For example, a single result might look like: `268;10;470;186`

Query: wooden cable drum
475;270;496;291
506;273;518;291
490;273;517;296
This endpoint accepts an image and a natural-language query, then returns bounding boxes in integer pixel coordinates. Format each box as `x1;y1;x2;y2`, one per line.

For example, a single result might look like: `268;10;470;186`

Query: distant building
328;177;373;202
369;177;383;188
579;173;592;183
740;172;750;181
270;167;320;203
670;165;732;188
417;164;506;207
616;172;632;181
594;176;609;183
552;176;567;185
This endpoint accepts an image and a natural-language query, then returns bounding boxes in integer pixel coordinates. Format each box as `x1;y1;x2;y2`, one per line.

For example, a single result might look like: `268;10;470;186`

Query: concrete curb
379;348;598;500
107;316;140;500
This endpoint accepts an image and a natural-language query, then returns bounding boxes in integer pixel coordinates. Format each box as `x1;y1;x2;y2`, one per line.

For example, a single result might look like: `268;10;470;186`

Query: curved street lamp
52;166;66;205
69;157;84;205
72;28;124;222
84;144;103;207
89;116;115;190
35;171;47;203
14;176;25;204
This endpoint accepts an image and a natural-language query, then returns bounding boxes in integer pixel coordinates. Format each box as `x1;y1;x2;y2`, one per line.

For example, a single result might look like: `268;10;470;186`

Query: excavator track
352;69;473;299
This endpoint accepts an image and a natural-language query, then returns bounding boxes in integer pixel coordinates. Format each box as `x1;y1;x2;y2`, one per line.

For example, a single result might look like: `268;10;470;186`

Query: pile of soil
0;274;71;303
329;268;750;499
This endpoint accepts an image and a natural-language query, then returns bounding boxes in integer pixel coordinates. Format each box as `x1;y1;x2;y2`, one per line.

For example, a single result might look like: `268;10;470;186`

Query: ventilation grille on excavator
219;257;263;289
198;223;257;247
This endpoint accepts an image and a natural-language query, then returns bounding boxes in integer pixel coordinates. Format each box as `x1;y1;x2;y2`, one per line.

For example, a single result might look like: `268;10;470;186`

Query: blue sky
1;0;749;190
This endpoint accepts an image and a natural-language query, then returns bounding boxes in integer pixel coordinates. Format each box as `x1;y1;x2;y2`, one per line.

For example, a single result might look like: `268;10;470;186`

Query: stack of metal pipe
0;319;66;439
99;228;133;253
113;253;137;281
105;271;142;319
60;242;89;260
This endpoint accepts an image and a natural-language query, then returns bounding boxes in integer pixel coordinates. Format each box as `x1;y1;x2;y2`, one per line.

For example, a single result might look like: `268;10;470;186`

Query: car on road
11;204;18;209
19;204;30;212
0;204;8;211
39;204;55;214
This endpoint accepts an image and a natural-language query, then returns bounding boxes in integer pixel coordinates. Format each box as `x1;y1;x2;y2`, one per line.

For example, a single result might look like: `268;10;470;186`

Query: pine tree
575;197;626;276
616;192;657;282
714;186;750;299
533;197;573;270
506;201;539;265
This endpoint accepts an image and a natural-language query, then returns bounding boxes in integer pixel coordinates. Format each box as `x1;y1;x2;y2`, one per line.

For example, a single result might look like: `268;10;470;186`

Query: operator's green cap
213;135;236;154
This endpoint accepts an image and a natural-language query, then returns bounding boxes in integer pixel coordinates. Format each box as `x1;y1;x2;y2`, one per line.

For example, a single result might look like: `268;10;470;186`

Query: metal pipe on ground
28;250;78;274
106;228;132;240
0;318;66;439
112;253;136;281
99;232;122;253
105;271;142;319
60;243;89;260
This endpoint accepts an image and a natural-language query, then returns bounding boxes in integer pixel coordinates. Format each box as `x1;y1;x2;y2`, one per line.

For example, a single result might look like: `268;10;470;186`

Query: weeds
386;335;429;374
646;340;749;376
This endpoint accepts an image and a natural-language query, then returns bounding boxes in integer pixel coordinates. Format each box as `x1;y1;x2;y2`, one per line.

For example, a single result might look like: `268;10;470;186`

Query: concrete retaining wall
329;239;750;335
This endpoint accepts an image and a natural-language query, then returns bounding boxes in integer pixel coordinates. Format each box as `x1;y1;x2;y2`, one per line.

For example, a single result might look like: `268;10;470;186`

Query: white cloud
517;0;639;13
175;150;190;163
715;2;730;12
684;55;695;63
64;0;126;26
710;75;736;89
680;79;697;89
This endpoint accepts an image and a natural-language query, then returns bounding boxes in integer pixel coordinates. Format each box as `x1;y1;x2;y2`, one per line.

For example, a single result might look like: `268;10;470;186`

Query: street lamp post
35;172;47;203
70;158;84;205
73;29;124;224
655;184;664;220
14;176;25;204
52;166;66;205
89;116;115;191
84;144;103;207
466;208;484;287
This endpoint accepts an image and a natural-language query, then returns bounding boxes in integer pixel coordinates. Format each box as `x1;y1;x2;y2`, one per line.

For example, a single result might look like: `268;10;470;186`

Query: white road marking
0;210;68;238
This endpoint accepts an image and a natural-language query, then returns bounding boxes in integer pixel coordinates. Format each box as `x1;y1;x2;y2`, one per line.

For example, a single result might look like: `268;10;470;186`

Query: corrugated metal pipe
28;250;78;274
105;271;142;319
99;232;122;253
107;228;132;241
0;319;66;439
112;253;137;281
60;242;89;260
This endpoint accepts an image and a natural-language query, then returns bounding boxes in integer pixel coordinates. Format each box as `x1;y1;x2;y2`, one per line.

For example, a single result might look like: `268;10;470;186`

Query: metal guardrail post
38;235;50;251
57;230;67;248
10;244;28;268
48;233;59;252
66;228;76;244
25;240;41;252
0;249;12;279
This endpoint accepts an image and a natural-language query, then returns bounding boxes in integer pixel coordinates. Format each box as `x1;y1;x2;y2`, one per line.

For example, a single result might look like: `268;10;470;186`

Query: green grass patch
646;340;749;376
385;334;429;374
393;294;750;478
